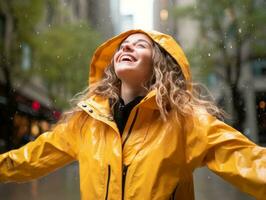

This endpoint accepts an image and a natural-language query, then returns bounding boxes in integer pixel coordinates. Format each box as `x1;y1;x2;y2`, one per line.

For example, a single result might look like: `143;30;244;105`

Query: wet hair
64;39;224;122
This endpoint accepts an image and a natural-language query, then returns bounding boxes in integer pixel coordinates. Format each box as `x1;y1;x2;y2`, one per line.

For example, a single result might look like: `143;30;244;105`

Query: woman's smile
114;33;153;86
118;53;137;63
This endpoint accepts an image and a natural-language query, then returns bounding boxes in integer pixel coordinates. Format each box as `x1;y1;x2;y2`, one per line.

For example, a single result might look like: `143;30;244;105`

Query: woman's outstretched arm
0;112;84;182
198;113;266;199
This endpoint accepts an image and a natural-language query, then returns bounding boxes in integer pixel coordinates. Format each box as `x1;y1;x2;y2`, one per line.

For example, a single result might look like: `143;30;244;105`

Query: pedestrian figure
0;29;265;199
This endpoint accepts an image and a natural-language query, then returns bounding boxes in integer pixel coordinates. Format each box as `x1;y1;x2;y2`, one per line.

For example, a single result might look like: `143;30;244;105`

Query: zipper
170;184;178;200
122;164;129;200
122;108;139;149
121;108;139;199
105;165;111;200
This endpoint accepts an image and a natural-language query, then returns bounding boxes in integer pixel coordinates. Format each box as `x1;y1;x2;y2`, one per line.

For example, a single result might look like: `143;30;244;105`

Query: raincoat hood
89;29;191;85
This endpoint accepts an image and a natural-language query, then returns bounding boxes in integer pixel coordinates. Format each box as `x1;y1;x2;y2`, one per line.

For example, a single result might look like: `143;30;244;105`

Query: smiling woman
0;29;266;200
113;33;153;104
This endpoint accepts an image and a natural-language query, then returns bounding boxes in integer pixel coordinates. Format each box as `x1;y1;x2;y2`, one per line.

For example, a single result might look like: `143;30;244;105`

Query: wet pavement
0;163;255;200
194;167;254;200
0;163;80;200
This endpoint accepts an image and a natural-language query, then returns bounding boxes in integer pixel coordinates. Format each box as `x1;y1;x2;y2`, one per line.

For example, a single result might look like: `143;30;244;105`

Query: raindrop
230;45;233;49
238;28;242;33
208;53;211;57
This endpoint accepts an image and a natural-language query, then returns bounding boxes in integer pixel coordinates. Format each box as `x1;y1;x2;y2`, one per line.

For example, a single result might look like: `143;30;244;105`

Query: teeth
121;56;132;61
120;55;135;62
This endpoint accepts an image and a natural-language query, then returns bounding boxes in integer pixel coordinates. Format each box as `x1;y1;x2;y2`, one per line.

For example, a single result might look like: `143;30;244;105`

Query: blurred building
153;0;266;143
154;0;176;35
0;73;60;152
241;58;266;143
154;0;198;50
88;0;121;37
47;0;121;39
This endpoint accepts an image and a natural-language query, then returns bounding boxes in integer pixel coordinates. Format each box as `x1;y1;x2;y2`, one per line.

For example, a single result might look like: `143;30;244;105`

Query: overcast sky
120;0;154;30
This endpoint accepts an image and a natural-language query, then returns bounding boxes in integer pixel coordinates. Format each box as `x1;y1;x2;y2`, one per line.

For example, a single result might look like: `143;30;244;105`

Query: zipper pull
122;164;129;200
122;164;128;176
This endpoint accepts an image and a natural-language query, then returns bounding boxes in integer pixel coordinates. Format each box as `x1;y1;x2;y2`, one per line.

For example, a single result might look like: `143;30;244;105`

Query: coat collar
78;90;159;118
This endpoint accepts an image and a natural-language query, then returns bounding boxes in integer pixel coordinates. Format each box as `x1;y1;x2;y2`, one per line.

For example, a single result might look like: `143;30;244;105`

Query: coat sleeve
198;113;266;199
0;112;84;183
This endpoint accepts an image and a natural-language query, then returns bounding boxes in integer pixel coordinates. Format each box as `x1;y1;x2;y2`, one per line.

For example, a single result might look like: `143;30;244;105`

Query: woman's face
113;33;153;86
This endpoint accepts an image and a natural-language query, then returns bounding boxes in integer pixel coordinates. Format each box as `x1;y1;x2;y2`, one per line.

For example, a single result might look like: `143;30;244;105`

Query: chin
115;66;132;76
115;70;129;80
116;70;139;83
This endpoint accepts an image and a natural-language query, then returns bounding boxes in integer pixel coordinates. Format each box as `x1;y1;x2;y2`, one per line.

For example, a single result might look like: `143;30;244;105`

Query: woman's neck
120;82;147;104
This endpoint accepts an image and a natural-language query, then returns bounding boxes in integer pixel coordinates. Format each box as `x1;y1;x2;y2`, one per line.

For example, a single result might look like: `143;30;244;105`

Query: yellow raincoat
0;30;266;200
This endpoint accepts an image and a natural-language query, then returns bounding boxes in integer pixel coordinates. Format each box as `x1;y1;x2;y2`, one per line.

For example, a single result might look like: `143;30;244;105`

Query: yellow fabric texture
1;29;266;200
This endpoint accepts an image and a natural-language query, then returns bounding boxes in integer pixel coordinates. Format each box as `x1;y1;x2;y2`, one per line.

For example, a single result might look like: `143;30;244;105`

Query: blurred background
0;0;265;199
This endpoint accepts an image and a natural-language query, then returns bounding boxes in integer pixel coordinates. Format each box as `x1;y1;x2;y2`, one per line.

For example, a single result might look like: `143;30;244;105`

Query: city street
0;0;265;199
0;163;254;200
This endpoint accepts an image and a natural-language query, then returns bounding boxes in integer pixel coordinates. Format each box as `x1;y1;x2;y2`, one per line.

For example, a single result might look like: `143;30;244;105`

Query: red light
32;101;41;111
53;111;61;120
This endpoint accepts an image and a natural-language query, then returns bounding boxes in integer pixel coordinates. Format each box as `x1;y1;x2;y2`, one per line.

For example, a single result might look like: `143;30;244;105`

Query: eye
136;43;146;48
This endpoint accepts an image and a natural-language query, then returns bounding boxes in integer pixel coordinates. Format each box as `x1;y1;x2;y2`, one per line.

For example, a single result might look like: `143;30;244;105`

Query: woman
0;29;265;200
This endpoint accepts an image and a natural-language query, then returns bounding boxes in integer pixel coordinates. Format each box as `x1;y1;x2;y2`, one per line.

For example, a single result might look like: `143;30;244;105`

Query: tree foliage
33;22;101;107
1;0;102;108
172;0;266;131
173;0;266;79
0;0;44;71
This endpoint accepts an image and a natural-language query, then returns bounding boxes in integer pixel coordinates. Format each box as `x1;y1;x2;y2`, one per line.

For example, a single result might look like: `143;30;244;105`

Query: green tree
33;22;101;108
173;0;266;132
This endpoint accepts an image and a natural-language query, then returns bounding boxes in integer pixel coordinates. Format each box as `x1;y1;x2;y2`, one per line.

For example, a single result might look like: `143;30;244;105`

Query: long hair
65;41;224;122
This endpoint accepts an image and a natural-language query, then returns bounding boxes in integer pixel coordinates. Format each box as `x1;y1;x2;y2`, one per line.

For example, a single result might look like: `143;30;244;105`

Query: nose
121;43;134;52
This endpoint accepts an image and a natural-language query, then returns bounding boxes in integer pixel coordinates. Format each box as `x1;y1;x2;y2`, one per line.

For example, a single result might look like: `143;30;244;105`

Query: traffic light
31;100;40;111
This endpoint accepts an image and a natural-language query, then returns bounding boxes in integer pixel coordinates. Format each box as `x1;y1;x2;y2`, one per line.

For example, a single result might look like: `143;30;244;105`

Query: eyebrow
121;39;153;47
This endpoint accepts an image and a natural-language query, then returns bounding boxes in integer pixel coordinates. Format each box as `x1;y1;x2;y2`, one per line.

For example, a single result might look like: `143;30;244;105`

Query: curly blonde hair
66;40;224;122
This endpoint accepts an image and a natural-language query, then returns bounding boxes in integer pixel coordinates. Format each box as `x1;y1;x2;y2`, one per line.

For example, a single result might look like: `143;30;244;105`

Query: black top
113;96;144;135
